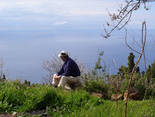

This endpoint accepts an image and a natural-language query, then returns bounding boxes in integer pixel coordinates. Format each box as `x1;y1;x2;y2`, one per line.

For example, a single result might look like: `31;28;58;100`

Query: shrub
83;79;110;99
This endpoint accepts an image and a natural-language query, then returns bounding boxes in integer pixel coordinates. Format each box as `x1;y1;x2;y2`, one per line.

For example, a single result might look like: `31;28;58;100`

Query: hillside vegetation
0;80;155;117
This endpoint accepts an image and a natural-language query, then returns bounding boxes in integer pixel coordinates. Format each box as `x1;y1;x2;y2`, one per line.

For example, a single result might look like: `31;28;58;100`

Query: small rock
92;93;103;98
111;94;122;101
124;88;140;101
12;112;17;117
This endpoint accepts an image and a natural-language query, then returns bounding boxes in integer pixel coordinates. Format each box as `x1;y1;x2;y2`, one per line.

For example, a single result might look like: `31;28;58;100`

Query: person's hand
53;74;57;78
54;75;60;80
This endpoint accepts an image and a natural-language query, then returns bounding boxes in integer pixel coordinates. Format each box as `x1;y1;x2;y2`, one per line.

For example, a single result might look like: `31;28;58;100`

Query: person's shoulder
67;57;75;64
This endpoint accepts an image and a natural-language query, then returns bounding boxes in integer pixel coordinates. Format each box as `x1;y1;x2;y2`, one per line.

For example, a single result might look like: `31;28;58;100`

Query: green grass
0;80;155;117
76;100;155;117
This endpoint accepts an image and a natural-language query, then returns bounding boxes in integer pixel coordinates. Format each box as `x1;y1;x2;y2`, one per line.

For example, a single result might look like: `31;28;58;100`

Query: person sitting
52;51;81;89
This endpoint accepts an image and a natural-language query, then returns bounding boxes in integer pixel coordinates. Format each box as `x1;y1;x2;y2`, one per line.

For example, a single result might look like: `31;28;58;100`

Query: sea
0;28;154;83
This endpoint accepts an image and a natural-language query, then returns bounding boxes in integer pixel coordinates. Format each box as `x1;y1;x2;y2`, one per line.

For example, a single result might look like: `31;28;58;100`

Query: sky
0;0;154;31
0;0;154;83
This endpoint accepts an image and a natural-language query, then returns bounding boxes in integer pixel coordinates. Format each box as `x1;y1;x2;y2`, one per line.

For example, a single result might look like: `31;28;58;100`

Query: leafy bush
83;79;110;99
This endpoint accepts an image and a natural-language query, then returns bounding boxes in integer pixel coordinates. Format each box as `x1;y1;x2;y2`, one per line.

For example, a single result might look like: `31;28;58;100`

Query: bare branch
124;21;147;117
103;0;152;38
125;29;141;54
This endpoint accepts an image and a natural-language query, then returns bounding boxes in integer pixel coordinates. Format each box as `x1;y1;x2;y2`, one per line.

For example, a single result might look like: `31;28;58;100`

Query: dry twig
124;21;147;117
104;0;152;38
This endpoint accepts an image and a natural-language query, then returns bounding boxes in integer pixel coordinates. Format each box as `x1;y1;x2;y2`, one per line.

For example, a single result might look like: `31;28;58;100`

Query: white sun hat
58;51;68;58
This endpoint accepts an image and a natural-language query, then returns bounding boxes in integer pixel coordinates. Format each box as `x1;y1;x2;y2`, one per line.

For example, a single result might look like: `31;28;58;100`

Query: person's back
68;57;80;77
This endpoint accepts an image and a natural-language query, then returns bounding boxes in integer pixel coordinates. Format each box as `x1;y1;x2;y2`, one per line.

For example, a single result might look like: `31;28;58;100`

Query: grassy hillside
0;80;155;117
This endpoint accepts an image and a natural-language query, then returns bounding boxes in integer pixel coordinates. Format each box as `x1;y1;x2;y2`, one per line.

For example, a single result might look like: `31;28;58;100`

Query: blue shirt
57;57;81;77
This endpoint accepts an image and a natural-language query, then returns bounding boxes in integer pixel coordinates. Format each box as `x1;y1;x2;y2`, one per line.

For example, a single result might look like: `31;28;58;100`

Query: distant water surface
0;29;154;83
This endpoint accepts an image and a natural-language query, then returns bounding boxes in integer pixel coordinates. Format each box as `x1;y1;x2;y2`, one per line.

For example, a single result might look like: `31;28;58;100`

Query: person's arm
57;66;64;76
61;62;72;76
